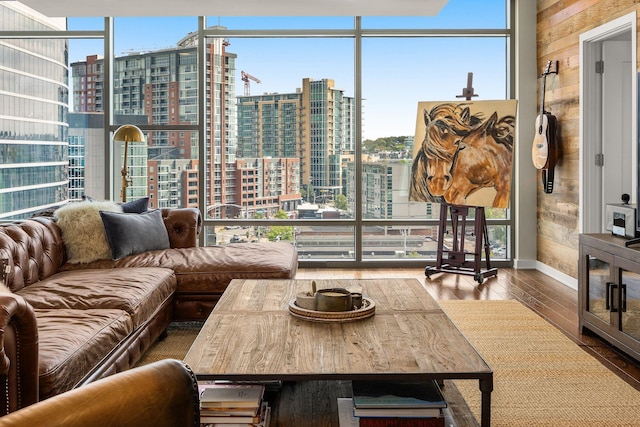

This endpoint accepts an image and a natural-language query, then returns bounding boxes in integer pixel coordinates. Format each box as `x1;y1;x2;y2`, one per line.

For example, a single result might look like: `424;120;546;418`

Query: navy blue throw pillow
121;197;149;213
82;195;149;214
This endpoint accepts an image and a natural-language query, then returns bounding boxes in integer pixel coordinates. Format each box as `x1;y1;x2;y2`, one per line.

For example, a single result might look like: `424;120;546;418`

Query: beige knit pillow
55;201;123;264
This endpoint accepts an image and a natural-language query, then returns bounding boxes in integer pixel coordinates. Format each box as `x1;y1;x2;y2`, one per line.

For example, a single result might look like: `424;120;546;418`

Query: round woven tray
288;298;375;323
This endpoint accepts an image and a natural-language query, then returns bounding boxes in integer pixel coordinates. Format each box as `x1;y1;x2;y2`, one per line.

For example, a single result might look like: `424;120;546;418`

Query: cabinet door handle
621;284;627;312
606;282;618;312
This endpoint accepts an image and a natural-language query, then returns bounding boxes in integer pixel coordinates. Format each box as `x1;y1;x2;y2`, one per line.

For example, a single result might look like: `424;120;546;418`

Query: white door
580;12;636;234
601;40;632;226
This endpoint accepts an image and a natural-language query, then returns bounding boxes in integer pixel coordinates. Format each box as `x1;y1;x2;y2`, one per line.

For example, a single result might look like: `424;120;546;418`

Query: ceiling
18;0;449;18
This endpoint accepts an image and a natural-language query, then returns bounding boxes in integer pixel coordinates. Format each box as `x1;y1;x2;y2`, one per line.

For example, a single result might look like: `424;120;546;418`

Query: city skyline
67;0;509;140
0;1;512;263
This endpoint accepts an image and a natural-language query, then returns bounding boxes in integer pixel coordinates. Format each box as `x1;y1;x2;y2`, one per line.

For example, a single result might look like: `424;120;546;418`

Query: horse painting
443;112;515;207
410;103;482;201
409;100;517;209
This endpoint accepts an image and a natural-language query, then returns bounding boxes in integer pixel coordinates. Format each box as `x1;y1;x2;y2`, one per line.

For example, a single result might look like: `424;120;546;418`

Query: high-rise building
71;32;237;211
346;160;431;220
148;158;199;209
68;113;105;202
237;92;301;159
233;157;301;219
0;3;68;219
72;54;103;113
237;78;355;201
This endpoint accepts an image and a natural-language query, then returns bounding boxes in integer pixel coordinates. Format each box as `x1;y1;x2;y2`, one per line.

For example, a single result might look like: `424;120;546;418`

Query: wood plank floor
295;267;640;392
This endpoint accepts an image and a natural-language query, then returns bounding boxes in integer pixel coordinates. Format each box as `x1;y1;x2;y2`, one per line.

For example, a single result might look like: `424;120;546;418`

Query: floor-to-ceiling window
1;0;513;267
111;17;200;209
199;1;512;267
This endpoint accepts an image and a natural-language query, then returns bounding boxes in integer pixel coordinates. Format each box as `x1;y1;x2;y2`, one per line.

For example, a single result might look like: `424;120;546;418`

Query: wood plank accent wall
535;0;639;279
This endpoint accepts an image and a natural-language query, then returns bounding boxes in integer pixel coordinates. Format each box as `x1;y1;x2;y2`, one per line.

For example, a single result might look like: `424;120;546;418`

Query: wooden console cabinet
579;234;640;361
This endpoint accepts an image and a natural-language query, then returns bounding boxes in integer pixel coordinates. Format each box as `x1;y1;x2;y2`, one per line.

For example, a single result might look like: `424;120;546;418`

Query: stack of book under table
198;382;271;427
344;380;448;427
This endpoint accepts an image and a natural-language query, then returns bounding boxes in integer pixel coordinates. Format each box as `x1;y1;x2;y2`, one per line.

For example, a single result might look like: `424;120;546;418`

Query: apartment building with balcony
237;78;355;201
71;33;237;211
148;158;199;209
234;157;302;218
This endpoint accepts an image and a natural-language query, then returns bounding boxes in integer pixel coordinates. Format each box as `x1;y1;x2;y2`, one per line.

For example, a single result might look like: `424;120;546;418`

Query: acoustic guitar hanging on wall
532;60;559;194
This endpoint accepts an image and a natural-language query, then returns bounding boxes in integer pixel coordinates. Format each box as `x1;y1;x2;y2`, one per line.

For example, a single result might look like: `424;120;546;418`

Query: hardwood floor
295;267;640;392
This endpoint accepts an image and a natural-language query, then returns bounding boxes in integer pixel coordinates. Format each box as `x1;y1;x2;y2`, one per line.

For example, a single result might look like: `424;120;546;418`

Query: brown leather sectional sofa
0;208;297;415
0;359;200;427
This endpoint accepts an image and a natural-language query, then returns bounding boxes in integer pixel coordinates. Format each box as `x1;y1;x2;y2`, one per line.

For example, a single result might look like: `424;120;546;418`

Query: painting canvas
409;99;518;209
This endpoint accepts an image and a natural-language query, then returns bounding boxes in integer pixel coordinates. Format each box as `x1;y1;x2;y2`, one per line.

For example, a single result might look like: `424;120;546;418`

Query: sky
67;0;509;141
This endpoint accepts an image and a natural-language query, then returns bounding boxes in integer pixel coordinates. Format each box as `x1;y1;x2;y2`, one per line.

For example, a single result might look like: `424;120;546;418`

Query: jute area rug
136;322;201;366
139;300;640;426
438;299;640;427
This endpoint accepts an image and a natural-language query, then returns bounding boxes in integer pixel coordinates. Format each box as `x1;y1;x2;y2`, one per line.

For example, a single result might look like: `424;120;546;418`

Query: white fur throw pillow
55;201;123;264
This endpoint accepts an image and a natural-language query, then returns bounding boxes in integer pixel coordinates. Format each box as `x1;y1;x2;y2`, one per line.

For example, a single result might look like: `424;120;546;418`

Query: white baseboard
513;258;578;290
535;261;578;291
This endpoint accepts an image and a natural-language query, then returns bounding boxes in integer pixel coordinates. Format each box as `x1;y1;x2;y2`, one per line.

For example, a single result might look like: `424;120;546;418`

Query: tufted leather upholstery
0;217;66;293
0;359;200;427
0;209;199;415
0;206;297;416
0;208;201;294
159;207;201;248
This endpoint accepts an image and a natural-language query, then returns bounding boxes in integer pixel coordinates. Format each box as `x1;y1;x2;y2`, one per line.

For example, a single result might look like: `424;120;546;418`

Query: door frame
579;12;637;234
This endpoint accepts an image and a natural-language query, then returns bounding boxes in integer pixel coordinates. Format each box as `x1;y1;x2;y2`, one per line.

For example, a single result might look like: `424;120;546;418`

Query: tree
267;209;294;241
334;194;348;210
274;210;288;219
267;225;293;242
362;136;411;153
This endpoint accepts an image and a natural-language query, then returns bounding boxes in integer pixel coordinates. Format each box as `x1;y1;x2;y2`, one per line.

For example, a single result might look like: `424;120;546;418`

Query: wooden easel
424;73;497;284
425;204;497;284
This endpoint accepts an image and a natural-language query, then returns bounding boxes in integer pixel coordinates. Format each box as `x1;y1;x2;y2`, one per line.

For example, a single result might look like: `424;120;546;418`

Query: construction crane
241;71;261;96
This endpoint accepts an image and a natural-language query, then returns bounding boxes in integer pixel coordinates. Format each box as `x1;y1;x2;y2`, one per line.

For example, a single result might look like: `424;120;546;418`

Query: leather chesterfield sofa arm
0;359;200;427
160;207;202;248
0;292;39;414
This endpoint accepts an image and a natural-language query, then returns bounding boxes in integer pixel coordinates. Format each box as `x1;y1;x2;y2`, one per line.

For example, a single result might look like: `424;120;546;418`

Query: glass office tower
0;2;68;219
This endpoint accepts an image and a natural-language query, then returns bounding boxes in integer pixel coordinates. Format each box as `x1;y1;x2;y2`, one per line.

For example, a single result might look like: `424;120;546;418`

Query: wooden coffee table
184;278;492;426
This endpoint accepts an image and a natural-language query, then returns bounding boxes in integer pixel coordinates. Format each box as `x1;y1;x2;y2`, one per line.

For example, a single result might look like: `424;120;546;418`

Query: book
337;398;360;427
201;408;260;417
339;398;443;427
351;380;447;409
200;401;267;424
209;379;283;392
357;416;444;427
353;407;442;418
203;405;271;427
200;383;265;409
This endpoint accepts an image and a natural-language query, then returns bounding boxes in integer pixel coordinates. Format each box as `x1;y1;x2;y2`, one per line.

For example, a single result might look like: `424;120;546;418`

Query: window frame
0;4;515;268
199;15;514;268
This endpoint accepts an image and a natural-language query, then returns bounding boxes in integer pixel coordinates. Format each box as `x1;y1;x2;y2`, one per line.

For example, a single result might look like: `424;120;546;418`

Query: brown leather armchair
0;359;200;427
